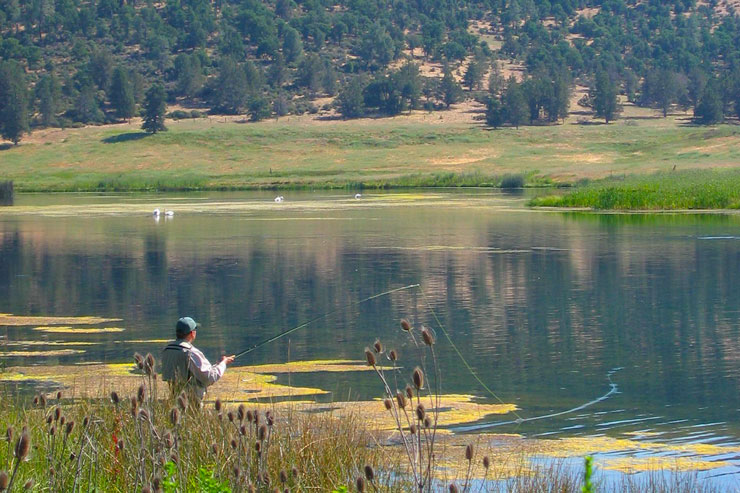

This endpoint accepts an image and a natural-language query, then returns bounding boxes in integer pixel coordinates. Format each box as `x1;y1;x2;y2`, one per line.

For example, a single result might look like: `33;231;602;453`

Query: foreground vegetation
530;169;740;210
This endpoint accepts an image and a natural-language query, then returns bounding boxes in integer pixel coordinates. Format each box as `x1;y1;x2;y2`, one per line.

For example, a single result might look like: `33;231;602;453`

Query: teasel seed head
60;416;66;426
142;486;151;493
56;391;63;400
69;452;75;461
389;349;398;362
409;423;417;435
83;416;89;428
400;319;411;331
227;411;235;423
230;439;237;450
449;484;458;493
246;410;254;423
54;406;61;422
144;353;155;375
258;424;268;441
395;391;407;409
465;444;473;461
137;384;146;404
240;425;247;436
255;441;261;453
133;352;144;369
383;398;392;411
215;399;222;412
373;339;383;354
237;404;246;422
39;394;46;407
233;466;241;479
111;391;120;405
405;384;413;399
46;415;53;425
364;464;374;481
33;396;38;406
117;438;125;451
23;479;33;490
15;429;30;460
280;469;288;484
364;348;376;367
177;393;188;412
424;416;431;428
170;451;179;464
267;413;274;427
253;410;260;426
291;466;299;478
49;466;55;476
65;421;75;436
483;456;490;469
356;477;365;492
416;403;425;421
421;326;435;346
0;470;9;491
138;408;150;421
169;407;180;426
412;367;424;390
5;426;12;443
49;425;56;436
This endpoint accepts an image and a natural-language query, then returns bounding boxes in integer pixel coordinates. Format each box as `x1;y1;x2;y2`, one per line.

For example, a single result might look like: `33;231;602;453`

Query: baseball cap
176;316;200;337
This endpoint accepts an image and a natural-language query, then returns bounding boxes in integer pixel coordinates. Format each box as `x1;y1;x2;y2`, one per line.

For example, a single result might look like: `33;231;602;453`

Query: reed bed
530;170;740;210
0;181;12;206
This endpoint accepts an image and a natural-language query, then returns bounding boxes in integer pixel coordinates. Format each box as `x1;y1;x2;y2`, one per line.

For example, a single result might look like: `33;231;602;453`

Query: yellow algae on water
245;359;375;374
120;339;170;344
601;456;729;473
0;314;122;326
1;349;85;357
530;435;740;459
2;340;100;346
33;327;125;334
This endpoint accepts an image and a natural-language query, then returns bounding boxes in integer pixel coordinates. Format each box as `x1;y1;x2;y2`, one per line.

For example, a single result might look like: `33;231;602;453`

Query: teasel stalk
7;427;30;493
462;443;474;493
71;415;92;493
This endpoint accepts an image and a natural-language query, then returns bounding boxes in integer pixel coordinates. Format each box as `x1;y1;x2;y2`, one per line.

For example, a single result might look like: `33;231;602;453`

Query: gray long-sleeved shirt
161;339;226;400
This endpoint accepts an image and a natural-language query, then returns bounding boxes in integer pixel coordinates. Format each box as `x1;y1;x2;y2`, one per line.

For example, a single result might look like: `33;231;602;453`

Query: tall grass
530;170;740;210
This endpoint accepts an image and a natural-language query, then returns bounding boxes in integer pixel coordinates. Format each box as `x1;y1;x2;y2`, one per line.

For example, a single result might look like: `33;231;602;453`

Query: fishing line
233;283;421;360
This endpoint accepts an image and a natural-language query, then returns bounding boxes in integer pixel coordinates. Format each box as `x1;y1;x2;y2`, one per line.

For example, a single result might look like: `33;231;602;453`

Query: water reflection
1;191;740;445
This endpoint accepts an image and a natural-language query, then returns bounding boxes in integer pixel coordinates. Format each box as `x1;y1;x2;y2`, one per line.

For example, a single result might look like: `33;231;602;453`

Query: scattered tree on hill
142;83;167;133
282;26;303;64
694;79;723;124
463;60;483;91
592;70;618;123
503;77;528;128
109;66;135;120
208;57;249;114
0;60;29;144
247;95;270;122
336;77;366;119
174;53;204;98
36;73;62;127
440;65;462;108
485;96;505;128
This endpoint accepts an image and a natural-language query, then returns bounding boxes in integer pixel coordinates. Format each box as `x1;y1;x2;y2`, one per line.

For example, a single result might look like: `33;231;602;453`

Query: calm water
2;191;740;461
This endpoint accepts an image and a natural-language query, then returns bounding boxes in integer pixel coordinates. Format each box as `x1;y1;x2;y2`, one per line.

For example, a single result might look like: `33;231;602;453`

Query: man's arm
188;350;234;387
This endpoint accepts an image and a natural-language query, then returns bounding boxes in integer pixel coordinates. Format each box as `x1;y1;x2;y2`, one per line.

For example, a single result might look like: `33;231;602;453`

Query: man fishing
161;316;235;401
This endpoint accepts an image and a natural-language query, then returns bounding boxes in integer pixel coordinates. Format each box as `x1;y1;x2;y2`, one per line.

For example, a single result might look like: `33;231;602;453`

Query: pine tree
337;77;366;118
109;66;135;120
503;78;528;128
36;73;62;127
0;61;30;144
142;84;167;134
694;79;723;124
593;70;618;123
440;65;462;108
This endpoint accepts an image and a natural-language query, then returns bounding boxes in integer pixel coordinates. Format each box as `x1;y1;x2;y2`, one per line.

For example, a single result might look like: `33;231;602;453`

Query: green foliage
440;65;462;108
337;77;366;119
582;456;594;493
109;66;135;120
593;70;618;124
331;487;349;493
0;60;29;144
142;84;167;134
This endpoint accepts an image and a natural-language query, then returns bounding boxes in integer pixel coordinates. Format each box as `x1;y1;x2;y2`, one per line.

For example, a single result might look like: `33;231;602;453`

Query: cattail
416;403;425;421
383;399;392;410
465;444;474;461
215;399;222;412
227;411;235;423
400;319;411;331
169;407;179;426
364;464;374;481
291;467;299;478
230;439;237;450
279;469;288;484
137;384;146;404
5;426;12;443
111;391;120;405
258;424;267;441
144;353;155;375
409;423;417;435
246;410;254;423
117;438;125;451
449;484;458;493
65;421;75;436
373;339;383;354
23;479;33;490
177;393;187;412
364;348;376;366
395;391;407;409
424;417;431;428
0;471;8;491
56;391;63;400
133;353;144;369
15;429;30;460
412;367;424;390
482;456;490;469
405;385;413;399
421;326;435;346
237;404;246;421
54;406;61;421
356;477;365;492
389;349;398;362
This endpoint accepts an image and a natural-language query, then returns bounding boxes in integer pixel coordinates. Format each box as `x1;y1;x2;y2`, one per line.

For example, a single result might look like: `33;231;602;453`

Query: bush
500;174;525;189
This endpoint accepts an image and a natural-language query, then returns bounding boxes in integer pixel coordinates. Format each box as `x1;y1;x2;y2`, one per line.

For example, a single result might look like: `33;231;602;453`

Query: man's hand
221;355;235;366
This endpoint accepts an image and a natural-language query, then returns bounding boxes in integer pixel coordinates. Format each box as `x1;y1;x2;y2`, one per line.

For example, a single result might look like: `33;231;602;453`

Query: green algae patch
1;349;86;357
245;359;375;374
33;326;126;334
0;314;122;326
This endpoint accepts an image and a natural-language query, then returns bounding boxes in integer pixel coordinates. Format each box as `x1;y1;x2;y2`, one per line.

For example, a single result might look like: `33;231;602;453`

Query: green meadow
2;116;740;193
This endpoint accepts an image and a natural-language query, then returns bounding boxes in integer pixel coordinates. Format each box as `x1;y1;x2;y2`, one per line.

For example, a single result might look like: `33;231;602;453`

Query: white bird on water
153;208;161;217
354;193;362;199
165;210;174;217
274;195;284;203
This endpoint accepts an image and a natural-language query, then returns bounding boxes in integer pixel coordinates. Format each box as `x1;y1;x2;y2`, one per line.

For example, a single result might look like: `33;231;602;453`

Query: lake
1;190;740;483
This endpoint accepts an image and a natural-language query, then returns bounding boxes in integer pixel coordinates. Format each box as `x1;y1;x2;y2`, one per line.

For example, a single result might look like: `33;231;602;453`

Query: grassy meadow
1;113;739;193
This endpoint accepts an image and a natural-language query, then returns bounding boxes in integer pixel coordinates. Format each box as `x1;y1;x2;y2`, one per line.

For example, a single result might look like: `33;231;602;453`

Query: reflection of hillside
1;201;740;426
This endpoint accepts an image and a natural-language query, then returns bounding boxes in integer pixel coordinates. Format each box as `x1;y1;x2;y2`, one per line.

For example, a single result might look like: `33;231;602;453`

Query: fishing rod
233;283;421;360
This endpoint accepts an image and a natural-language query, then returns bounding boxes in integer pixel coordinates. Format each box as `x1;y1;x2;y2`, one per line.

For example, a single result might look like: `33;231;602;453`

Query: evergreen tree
488;60;504;97
174;54;204;98
440;65;462;108
593;70;618;123
267;53;287;89
109;66;135;120
247;95;271;122
36;73;62;127
485;96;505;128
87;49;114;91
0;61;29;144
503;78;528;128
208;57;249;114
142;83;167;133
694;79;723;124
296;53;323;94
282;26;303;64
336;77;366;118
73;83;104;123
463;60;483;91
